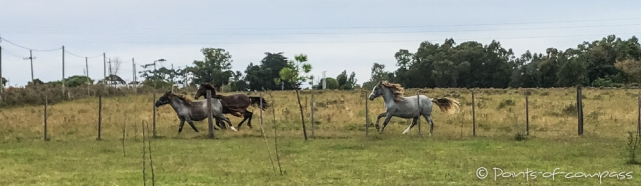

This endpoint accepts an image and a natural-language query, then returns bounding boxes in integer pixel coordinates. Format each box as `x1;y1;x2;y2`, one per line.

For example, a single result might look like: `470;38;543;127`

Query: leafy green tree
275;54;313;141
244;52;292;91
315;77;339;89
1;77;6;87
186;48;234;90
65;76;94;87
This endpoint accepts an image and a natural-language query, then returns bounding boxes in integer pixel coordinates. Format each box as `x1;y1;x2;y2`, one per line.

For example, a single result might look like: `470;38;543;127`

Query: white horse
368;81;460;135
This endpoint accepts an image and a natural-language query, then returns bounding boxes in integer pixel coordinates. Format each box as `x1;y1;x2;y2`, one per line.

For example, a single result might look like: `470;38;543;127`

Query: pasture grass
1;87;640;185
1;136;641;185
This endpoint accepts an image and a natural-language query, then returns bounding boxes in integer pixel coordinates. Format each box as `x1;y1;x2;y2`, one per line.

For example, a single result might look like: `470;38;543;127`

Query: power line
6;23;641;36
4;17;641;30
0;37;61;52
64;50;103;59
21;31;638;45
0;47;27;58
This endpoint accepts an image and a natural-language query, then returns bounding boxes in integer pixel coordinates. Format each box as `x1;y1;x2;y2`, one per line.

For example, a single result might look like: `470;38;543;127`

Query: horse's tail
249;96;269;110
431;97;460;114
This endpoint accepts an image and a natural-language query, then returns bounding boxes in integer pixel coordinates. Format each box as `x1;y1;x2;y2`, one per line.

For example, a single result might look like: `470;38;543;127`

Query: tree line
7;34;639;91
362;34;641;89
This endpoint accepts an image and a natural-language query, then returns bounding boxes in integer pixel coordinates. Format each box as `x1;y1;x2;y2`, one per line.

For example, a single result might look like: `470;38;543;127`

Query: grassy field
1;87;641;185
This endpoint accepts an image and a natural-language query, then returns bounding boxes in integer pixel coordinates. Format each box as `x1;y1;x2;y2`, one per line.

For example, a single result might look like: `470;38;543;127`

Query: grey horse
154;91;240;133
368;81;460;135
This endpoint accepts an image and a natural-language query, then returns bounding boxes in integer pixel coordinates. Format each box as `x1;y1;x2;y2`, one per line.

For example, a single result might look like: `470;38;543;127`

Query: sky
1;0;640;88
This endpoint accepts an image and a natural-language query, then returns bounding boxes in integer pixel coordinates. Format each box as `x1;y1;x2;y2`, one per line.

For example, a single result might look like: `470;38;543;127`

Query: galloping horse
194;83;269;130
154;91;239;133
368;81;460;135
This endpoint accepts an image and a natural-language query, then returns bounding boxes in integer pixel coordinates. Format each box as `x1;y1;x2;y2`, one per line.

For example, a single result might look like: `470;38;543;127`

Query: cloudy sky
1;0;640;88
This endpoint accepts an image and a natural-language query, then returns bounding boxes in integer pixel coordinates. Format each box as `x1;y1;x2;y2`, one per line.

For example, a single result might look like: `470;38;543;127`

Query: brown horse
194;83;269;130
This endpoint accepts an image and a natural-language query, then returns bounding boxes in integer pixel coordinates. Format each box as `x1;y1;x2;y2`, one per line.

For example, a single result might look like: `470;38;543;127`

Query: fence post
311;90;315;139
365;91;369;137
260;92;264;137
637;91;640;136
471;89;476;137
44;96;48;141
577;85;584;135
417;93;421;136
525;90;529;135
98;94;102;140
152;93;157;138
207;90;214;139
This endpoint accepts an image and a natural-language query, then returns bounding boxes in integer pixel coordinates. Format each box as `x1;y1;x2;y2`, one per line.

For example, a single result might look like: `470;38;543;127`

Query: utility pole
108;57;112;87
322;71;327;89
103;53;106;91
62;45;65;94
132;58;136;83
171;63;174;92
23;50;35;82
0;45;3;95
85;57;89;78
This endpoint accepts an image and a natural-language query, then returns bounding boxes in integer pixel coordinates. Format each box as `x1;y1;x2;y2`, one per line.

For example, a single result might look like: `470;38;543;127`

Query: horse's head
368;81;384;100
155;91;172;107
194;83;217;99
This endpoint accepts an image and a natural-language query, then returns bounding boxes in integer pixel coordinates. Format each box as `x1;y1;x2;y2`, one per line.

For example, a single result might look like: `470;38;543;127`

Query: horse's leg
178;117;186;133
402;117;419;134
422;115;435;136
215;118;226;129
185;118;199;133
245;110;253;129
222;116;238;131
379;113;394;134
374;113;387;131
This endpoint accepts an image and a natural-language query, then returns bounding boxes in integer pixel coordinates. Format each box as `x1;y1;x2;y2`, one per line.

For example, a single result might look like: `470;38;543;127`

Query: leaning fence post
207;90;214;139
152;93;157;138
259;92;265;137
44;96;49;141
311;90;315;139
637;91;640;136
577;85;584;135
416;93;421;136
365;90;369;137
98;94;102;140
525;90;529;135
471;89;476;137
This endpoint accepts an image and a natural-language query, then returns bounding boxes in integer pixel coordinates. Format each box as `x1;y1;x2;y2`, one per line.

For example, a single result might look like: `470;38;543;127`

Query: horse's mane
200;83;218;94
380;81;404;102
167;92;194;105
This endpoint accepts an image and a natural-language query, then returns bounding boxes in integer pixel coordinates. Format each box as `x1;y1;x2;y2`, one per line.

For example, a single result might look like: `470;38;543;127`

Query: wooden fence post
98;94;102;140
365;91;369;137
577;85;584;135
525;90;529;135
44;96;48;141
259;92;264;137
152;93;157;138
471;89;476;137
637;91;640;136
311;90;315;139
207;90;214;139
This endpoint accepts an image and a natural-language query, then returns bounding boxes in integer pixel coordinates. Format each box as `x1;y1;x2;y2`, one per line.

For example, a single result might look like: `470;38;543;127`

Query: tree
187;48;234;90
336;70;347;87
244;52;292;91
615;59;641;84
275;54;313;141
109;57;123;76
65;75;94;87
315;77;339;89
1;77;6;87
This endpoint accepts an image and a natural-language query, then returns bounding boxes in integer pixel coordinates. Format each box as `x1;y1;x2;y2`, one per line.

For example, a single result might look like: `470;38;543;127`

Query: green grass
1;135;641;185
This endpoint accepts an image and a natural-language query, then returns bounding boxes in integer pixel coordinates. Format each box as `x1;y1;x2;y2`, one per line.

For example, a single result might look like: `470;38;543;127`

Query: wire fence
1;84;640;141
